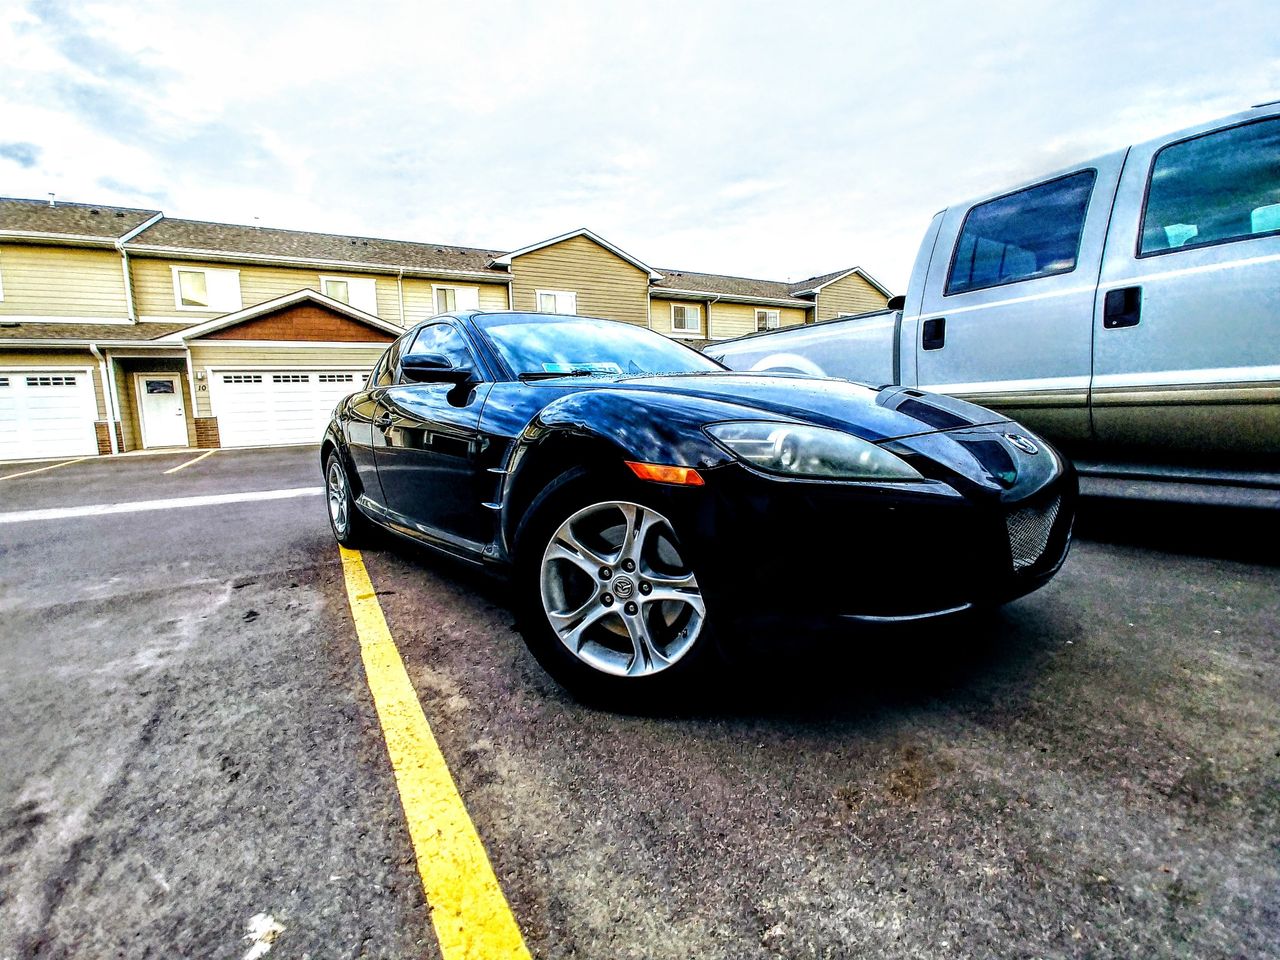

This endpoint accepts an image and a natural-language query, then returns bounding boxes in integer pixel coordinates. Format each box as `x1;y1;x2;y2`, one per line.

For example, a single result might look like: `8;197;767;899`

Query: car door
910;153;1125;448
373;320;494;549
1092;110;1280;461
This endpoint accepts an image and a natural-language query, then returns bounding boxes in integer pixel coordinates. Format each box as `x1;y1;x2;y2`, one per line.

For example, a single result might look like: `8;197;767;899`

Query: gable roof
787;266;893;298
173;288;404;340
128;217;511;279
650;268;811;306
0;197;163;243
491;228;664;281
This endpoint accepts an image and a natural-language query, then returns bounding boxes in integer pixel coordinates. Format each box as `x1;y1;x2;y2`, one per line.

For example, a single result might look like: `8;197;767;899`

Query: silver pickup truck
709;103;1280;484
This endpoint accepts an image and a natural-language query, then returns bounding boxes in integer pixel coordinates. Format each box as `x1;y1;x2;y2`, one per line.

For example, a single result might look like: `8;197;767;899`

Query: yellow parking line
0;456;90;481
338;546;530;960
163;449;217;475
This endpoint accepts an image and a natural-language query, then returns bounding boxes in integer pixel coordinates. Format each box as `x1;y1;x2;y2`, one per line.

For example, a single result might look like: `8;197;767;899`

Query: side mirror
886;294;906;311
400;352;473;384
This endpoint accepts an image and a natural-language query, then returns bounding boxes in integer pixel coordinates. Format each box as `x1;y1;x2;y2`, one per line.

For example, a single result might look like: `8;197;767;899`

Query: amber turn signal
624;461;705;486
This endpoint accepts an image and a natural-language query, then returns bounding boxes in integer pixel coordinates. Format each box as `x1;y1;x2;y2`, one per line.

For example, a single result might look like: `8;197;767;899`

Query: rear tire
513;467;719;707
325;450;374;547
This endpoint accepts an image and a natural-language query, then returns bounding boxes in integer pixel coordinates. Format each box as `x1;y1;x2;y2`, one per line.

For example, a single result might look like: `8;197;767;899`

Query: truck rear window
945;170;1096;296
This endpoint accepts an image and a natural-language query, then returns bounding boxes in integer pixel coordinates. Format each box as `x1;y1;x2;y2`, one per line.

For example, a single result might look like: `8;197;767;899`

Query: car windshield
473;312;725;378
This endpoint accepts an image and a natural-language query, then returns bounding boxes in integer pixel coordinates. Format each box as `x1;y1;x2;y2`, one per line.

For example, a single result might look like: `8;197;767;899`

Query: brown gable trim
202;303;395;343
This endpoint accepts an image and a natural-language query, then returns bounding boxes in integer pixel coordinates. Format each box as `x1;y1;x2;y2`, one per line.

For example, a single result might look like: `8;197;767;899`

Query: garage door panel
213;370;367;448
0;370;98;460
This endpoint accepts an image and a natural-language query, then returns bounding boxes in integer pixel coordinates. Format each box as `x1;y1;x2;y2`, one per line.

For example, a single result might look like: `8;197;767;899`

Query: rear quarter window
945;170;1096;296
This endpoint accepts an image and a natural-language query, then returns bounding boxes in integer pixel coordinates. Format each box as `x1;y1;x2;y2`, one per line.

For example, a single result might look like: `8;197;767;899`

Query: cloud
1;0;1278;291
0;142;40;168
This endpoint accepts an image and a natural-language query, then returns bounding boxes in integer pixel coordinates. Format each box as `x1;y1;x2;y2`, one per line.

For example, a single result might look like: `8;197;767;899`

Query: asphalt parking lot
0;446;1277;959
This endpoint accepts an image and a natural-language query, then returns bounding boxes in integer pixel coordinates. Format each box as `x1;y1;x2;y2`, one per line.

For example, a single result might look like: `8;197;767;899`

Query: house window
171;266;241;312
671;304;702;335
320;275;378;314
0;261;5;301
433;285;481;314
536;290;577;315
756;309;780;331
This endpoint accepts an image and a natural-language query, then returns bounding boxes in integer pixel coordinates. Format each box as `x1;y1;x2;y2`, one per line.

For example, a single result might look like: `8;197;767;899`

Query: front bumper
643;440;1077;626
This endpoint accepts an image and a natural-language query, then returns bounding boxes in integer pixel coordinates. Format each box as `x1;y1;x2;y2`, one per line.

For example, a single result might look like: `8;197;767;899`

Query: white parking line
163;449;217;474
0;487;324;525
0;457;91;482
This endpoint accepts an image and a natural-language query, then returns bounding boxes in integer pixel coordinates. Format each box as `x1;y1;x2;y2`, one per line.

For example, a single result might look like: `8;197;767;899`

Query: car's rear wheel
515;469;717;705
325;450;373;547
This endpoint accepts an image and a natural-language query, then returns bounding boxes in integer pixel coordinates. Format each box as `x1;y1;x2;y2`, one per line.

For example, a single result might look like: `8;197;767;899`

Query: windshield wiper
518;370;602;381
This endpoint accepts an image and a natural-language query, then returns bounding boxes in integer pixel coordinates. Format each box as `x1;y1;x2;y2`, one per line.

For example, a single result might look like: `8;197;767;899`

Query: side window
945;170;1096;295
1140;117;1280;256
372;338;406;388
403;323;477;377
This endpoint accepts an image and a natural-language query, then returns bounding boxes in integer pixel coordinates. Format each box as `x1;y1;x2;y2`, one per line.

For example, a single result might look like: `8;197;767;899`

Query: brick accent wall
93;420;113;456
193;416;221;448
204;303;395;342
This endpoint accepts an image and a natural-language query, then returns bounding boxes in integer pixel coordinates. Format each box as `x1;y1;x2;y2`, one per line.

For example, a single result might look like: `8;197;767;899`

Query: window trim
170;265;242;312
1136;115;1280;260
317;274;377;313
0;261;5;302
943;167;1098;298
755;308;780;331
431;283;481;315
670;303;702;336
535;289;577;315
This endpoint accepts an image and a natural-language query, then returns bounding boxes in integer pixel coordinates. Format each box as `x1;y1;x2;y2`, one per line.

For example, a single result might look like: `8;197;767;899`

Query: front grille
1006;495;1061;571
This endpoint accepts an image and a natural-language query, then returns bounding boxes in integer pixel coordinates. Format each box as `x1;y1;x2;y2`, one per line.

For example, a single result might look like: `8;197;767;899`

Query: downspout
705;294;720;341
88;342;119;454
396;267;405;326
116;211;163;324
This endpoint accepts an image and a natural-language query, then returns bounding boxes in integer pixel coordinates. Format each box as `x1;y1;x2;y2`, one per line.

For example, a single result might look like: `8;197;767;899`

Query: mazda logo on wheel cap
613;577;635;599
1005;433;1039;455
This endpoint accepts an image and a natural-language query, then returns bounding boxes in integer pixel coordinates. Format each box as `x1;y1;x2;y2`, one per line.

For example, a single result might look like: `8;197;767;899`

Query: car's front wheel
514;469;716;705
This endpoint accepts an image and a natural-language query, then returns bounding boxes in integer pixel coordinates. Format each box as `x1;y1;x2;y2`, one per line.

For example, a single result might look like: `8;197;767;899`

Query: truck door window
945;170;1096;295
1140;117;1280;256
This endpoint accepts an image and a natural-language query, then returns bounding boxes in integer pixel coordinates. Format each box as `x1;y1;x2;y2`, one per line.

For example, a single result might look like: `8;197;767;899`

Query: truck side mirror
886;295;906;311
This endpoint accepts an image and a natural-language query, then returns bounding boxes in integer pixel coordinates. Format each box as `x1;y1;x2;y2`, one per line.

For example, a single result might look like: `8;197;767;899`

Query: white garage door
0;370;99;461
212;370;365;448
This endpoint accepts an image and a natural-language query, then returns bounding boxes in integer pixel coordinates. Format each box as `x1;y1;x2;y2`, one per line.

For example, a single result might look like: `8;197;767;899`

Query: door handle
1103;286;1142;328
374;414;394;428
922;317;946;350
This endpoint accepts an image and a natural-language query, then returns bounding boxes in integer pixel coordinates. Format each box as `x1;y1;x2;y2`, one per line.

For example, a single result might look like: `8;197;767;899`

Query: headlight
705;421;923;481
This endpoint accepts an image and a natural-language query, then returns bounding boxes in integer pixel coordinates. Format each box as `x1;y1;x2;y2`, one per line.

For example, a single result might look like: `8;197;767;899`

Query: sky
1;0;1277;291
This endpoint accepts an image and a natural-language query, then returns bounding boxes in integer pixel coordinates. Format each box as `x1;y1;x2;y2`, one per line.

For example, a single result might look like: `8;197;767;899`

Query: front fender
497;388;746;556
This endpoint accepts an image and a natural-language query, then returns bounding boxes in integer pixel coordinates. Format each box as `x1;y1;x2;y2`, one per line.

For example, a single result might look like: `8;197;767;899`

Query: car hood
595;372;1010;443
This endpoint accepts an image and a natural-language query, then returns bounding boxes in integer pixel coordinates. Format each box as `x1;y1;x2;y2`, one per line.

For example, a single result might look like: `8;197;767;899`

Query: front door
1092;111;1280;463
138;375;188;448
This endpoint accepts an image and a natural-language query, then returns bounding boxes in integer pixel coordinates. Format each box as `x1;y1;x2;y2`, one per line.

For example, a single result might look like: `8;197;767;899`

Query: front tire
513;468;717;706
325;450;373;547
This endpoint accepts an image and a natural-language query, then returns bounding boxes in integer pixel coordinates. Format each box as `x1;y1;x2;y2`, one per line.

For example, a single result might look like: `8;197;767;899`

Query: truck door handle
922;317;946;350
1103;286;1142;328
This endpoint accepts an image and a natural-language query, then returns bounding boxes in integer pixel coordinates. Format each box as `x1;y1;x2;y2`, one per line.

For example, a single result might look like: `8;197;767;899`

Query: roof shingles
0;197;160;239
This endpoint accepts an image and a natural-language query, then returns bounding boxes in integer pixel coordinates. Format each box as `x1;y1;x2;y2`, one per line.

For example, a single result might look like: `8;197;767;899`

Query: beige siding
510;236;649;326
0;348;108;418
650;299;708;339
130;258;406;325
708;303;809;340
401;279;510;326
815;273;889;321
187;342;388;416
0;245;129;319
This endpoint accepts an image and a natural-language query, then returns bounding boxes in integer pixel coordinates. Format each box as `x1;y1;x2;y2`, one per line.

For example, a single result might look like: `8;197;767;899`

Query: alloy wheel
327;459;350;537
539;500;705;677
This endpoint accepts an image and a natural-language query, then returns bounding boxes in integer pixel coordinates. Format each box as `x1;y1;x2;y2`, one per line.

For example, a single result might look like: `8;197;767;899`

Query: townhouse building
0;197;890;460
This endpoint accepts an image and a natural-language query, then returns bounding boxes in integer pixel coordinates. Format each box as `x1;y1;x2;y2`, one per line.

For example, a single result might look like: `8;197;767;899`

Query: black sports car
323;311;1075;701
